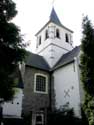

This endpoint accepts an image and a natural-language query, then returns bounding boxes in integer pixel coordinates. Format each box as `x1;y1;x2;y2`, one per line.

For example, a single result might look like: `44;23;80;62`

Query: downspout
74;56;82;117
49;71;52;111
49;71;55;111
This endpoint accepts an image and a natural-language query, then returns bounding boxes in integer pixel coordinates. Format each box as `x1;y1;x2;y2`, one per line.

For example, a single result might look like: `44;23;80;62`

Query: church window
56;29;60;38
65;33;69;43
70;34;72;45
39;36;41;45
35;113;44;125
45;30;49;40
34;73;48;94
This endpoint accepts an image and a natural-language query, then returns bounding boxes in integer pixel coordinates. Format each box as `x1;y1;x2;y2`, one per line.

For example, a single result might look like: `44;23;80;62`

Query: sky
13;0;94;53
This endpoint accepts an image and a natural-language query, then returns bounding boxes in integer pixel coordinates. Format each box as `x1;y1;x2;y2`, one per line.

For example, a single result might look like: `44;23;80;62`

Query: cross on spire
52;0;55;8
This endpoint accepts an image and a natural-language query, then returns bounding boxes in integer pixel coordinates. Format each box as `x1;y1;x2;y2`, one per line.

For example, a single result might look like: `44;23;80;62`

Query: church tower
35;8;73;68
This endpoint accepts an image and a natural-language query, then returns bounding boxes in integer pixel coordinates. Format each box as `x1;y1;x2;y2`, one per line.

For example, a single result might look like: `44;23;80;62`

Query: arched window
56;29;60;38
39;36;41;45
45;30;49;40
36;36;41;48
65;33;69;43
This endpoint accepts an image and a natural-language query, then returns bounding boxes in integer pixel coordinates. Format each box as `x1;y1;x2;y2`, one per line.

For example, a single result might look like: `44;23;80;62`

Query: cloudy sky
13;0;94;52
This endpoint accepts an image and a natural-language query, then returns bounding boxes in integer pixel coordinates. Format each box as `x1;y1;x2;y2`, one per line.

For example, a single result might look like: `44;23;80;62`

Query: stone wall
22;66;51;115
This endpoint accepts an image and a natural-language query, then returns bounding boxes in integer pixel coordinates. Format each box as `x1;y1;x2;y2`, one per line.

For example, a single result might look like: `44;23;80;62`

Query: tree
0;0;26;102
80;16;94;125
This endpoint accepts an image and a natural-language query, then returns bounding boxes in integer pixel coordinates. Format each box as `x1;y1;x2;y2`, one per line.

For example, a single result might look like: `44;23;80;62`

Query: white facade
36;22;73;68
53;58;81;117
1;8;82;123
2;88;23;117
34;8;82;117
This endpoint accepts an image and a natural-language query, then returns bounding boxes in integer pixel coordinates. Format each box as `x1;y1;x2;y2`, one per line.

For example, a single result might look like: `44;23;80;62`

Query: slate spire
50;7;62;26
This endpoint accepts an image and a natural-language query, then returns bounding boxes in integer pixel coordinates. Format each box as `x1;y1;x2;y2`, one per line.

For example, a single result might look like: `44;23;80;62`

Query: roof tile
25;52;50;71
53;46;80;70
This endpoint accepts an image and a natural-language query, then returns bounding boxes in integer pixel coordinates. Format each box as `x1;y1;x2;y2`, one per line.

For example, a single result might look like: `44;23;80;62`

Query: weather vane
52;0;55;8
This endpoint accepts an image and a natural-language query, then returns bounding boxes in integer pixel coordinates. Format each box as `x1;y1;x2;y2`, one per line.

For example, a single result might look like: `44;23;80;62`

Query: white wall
37;43;67;68
2;88;23;117
53;61;81;117
36;22;73;54
36;22;73;68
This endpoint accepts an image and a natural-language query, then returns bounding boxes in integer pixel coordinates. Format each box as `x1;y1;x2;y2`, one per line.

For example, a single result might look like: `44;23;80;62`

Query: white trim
35;113;44;125
34;73;48;94
35;112;44;125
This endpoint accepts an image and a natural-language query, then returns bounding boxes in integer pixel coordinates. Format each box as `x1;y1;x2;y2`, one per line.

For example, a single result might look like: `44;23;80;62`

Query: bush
47;108;88;125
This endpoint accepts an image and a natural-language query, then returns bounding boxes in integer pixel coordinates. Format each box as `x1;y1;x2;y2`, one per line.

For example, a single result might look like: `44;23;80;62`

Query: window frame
39;36;41;45
56;28;60;38
45;29;49;40
34;73;48;94
65;33;69;43
35;113;44;125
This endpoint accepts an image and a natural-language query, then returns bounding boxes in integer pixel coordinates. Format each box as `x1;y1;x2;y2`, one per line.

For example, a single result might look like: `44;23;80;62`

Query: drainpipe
74;56;82;117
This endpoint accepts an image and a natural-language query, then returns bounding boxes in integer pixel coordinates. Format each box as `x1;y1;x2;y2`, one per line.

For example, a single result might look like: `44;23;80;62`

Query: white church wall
36;35;50;54
36;23;51;54
49;44;67;67
38;45;53;67
36;22;73;54
53;61;81;117
36;22;73;68
51;23;73;51
2;88;23;117
38;44;67;68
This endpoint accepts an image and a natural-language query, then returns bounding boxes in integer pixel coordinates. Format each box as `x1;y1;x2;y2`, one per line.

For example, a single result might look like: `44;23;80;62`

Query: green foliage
47;108;87;125
23;114;31;125
83;94;94;125
80;16;94;125
80;16;94;95
0;0;26;101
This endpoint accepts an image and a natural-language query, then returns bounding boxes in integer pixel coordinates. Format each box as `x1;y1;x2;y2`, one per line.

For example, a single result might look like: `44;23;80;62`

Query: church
2;8;83;125
22;7;83;125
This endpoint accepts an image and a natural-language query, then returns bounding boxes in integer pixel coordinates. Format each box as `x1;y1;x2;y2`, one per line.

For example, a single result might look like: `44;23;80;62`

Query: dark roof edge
35;20;73;36
25;64;50;72
51;60;74;71
61;23;73;33
35;21;50;36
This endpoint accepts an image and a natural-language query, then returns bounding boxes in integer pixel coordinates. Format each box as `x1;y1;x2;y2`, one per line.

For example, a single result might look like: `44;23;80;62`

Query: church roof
35;8;73;36
25;52;50;71
53;46;80;70
25;46;80;72
50;7;62;26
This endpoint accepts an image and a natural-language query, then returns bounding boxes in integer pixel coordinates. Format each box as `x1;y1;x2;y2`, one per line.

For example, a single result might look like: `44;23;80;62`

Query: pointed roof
49;7;62;26
52;46;80;70
24;46;80;71
25;52;50;71
35;8;73;36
